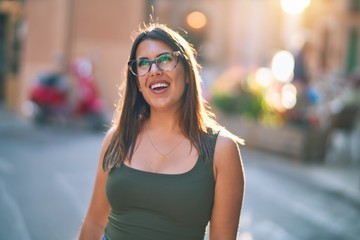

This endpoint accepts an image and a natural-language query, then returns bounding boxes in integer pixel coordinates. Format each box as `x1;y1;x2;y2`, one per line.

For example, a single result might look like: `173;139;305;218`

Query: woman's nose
149;62;162;76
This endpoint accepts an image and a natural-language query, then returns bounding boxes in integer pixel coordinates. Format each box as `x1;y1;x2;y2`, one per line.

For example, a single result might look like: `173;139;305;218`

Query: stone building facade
0;0;359;115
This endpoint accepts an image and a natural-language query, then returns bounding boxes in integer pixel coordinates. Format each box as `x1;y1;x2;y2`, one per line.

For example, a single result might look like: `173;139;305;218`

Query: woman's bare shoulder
213;129;243;173
101;125;117;149
216;128;244;151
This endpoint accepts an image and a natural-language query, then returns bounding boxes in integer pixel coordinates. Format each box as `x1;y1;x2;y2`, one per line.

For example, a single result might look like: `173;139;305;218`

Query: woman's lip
148;80;170;94
148;80;170;89
150;82;170;90
150;86;169;94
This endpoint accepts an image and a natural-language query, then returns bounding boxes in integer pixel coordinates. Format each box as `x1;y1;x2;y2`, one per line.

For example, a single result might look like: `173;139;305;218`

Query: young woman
78;23;245;240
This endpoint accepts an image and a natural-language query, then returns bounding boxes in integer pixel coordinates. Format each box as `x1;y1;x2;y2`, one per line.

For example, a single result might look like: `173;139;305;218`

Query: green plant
211;91;264;120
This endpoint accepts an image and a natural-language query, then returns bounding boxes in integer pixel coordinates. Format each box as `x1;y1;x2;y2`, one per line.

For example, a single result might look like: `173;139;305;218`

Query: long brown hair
103;23;221;172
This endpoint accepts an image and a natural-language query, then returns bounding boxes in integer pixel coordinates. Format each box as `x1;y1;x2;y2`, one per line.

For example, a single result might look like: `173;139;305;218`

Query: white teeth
150;82;169;90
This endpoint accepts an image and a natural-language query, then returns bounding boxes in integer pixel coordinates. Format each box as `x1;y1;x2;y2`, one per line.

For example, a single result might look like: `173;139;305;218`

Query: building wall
3;0;360;113
154;0;359;82
70;0;145;111
0;1;23;109
17;0;146;114
19;0;69;112
302;0;360;78
154;0;283;69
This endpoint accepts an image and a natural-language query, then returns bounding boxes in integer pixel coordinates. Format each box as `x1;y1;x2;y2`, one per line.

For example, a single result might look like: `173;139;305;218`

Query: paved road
0;123;103;240
240;151;360;240
0;119;359;239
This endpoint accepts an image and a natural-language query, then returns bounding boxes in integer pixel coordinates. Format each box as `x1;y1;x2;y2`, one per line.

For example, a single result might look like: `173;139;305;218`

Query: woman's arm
78;128;114;240
210;130;245;240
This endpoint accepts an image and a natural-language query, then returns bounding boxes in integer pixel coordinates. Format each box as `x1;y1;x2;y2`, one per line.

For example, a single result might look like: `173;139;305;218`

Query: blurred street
1;106;360;240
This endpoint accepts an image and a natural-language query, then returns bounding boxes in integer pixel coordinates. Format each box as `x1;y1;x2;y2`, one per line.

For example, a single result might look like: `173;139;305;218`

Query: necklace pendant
146;129;185;162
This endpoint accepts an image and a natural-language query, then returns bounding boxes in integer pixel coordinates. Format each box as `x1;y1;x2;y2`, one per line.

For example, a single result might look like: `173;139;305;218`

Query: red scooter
28;59;108;130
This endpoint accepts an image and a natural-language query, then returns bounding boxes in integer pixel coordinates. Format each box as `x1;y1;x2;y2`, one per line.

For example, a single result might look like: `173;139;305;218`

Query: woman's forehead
136;39;173;58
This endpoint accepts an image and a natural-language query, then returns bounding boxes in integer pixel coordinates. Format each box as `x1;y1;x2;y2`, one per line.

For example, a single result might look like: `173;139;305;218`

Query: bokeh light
255;67;273;88
281;83;297;109
281;0;311;15
265;89;283;112
186;11;207;29
271;50;295;83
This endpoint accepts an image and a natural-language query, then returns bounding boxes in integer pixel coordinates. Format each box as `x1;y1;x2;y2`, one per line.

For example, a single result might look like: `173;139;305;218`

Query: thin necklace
146;130;185;160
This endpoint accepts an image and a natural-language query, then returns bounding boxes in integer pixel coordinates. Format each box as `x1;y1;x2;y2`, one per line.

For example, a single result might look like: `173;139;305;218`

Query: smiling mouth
150;82;169;91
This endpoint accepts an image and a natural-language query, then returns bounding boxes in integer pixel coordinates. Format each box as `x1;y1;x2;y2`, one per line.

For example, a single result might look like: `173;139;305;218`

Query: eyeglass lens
130;52;179;77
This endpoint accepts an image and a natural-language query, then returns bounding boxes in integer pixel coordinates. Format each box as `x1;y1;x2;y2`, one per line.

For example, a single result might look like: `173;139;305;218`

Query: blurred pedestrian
78;23;245;240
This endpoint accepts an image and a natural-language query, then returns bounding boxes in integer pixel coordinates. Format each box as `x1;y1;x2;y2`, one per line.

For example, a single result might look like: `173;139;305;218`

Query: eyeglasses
128;51;181;77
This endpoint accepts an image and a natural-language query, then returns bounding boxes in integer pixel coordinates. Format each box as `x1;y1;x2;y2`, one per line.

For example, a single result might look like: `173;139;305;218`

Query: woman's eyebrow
137;51;171;59
156;51;171;58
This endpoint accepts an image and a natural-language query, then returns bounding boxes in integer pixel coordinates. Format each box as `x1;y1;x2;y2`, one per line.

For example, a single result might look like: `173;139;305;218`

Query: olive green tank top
104;130;219;240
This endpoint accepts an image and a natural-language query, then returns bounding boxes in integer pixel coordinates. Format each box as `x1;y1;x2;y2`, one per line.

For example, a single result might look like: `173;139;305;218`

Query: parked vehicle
28;59;108;130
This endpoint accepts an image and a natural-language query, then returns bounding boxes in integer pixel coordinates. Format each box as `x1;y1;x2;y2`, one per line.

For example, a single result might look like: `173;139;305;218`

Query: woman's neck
146;109;180;134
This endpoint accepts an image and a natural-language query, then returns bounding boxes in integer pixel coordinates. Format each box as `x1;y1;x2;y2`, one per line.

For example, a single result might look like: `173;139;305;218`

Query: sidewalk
244;148;360;206
0;105;32;130
1;104;359;205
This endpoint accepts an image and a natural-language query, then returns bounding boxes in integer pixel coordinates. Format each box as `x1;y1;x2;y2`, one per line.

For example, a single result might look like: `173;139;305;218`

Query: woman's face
135;39;187;113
